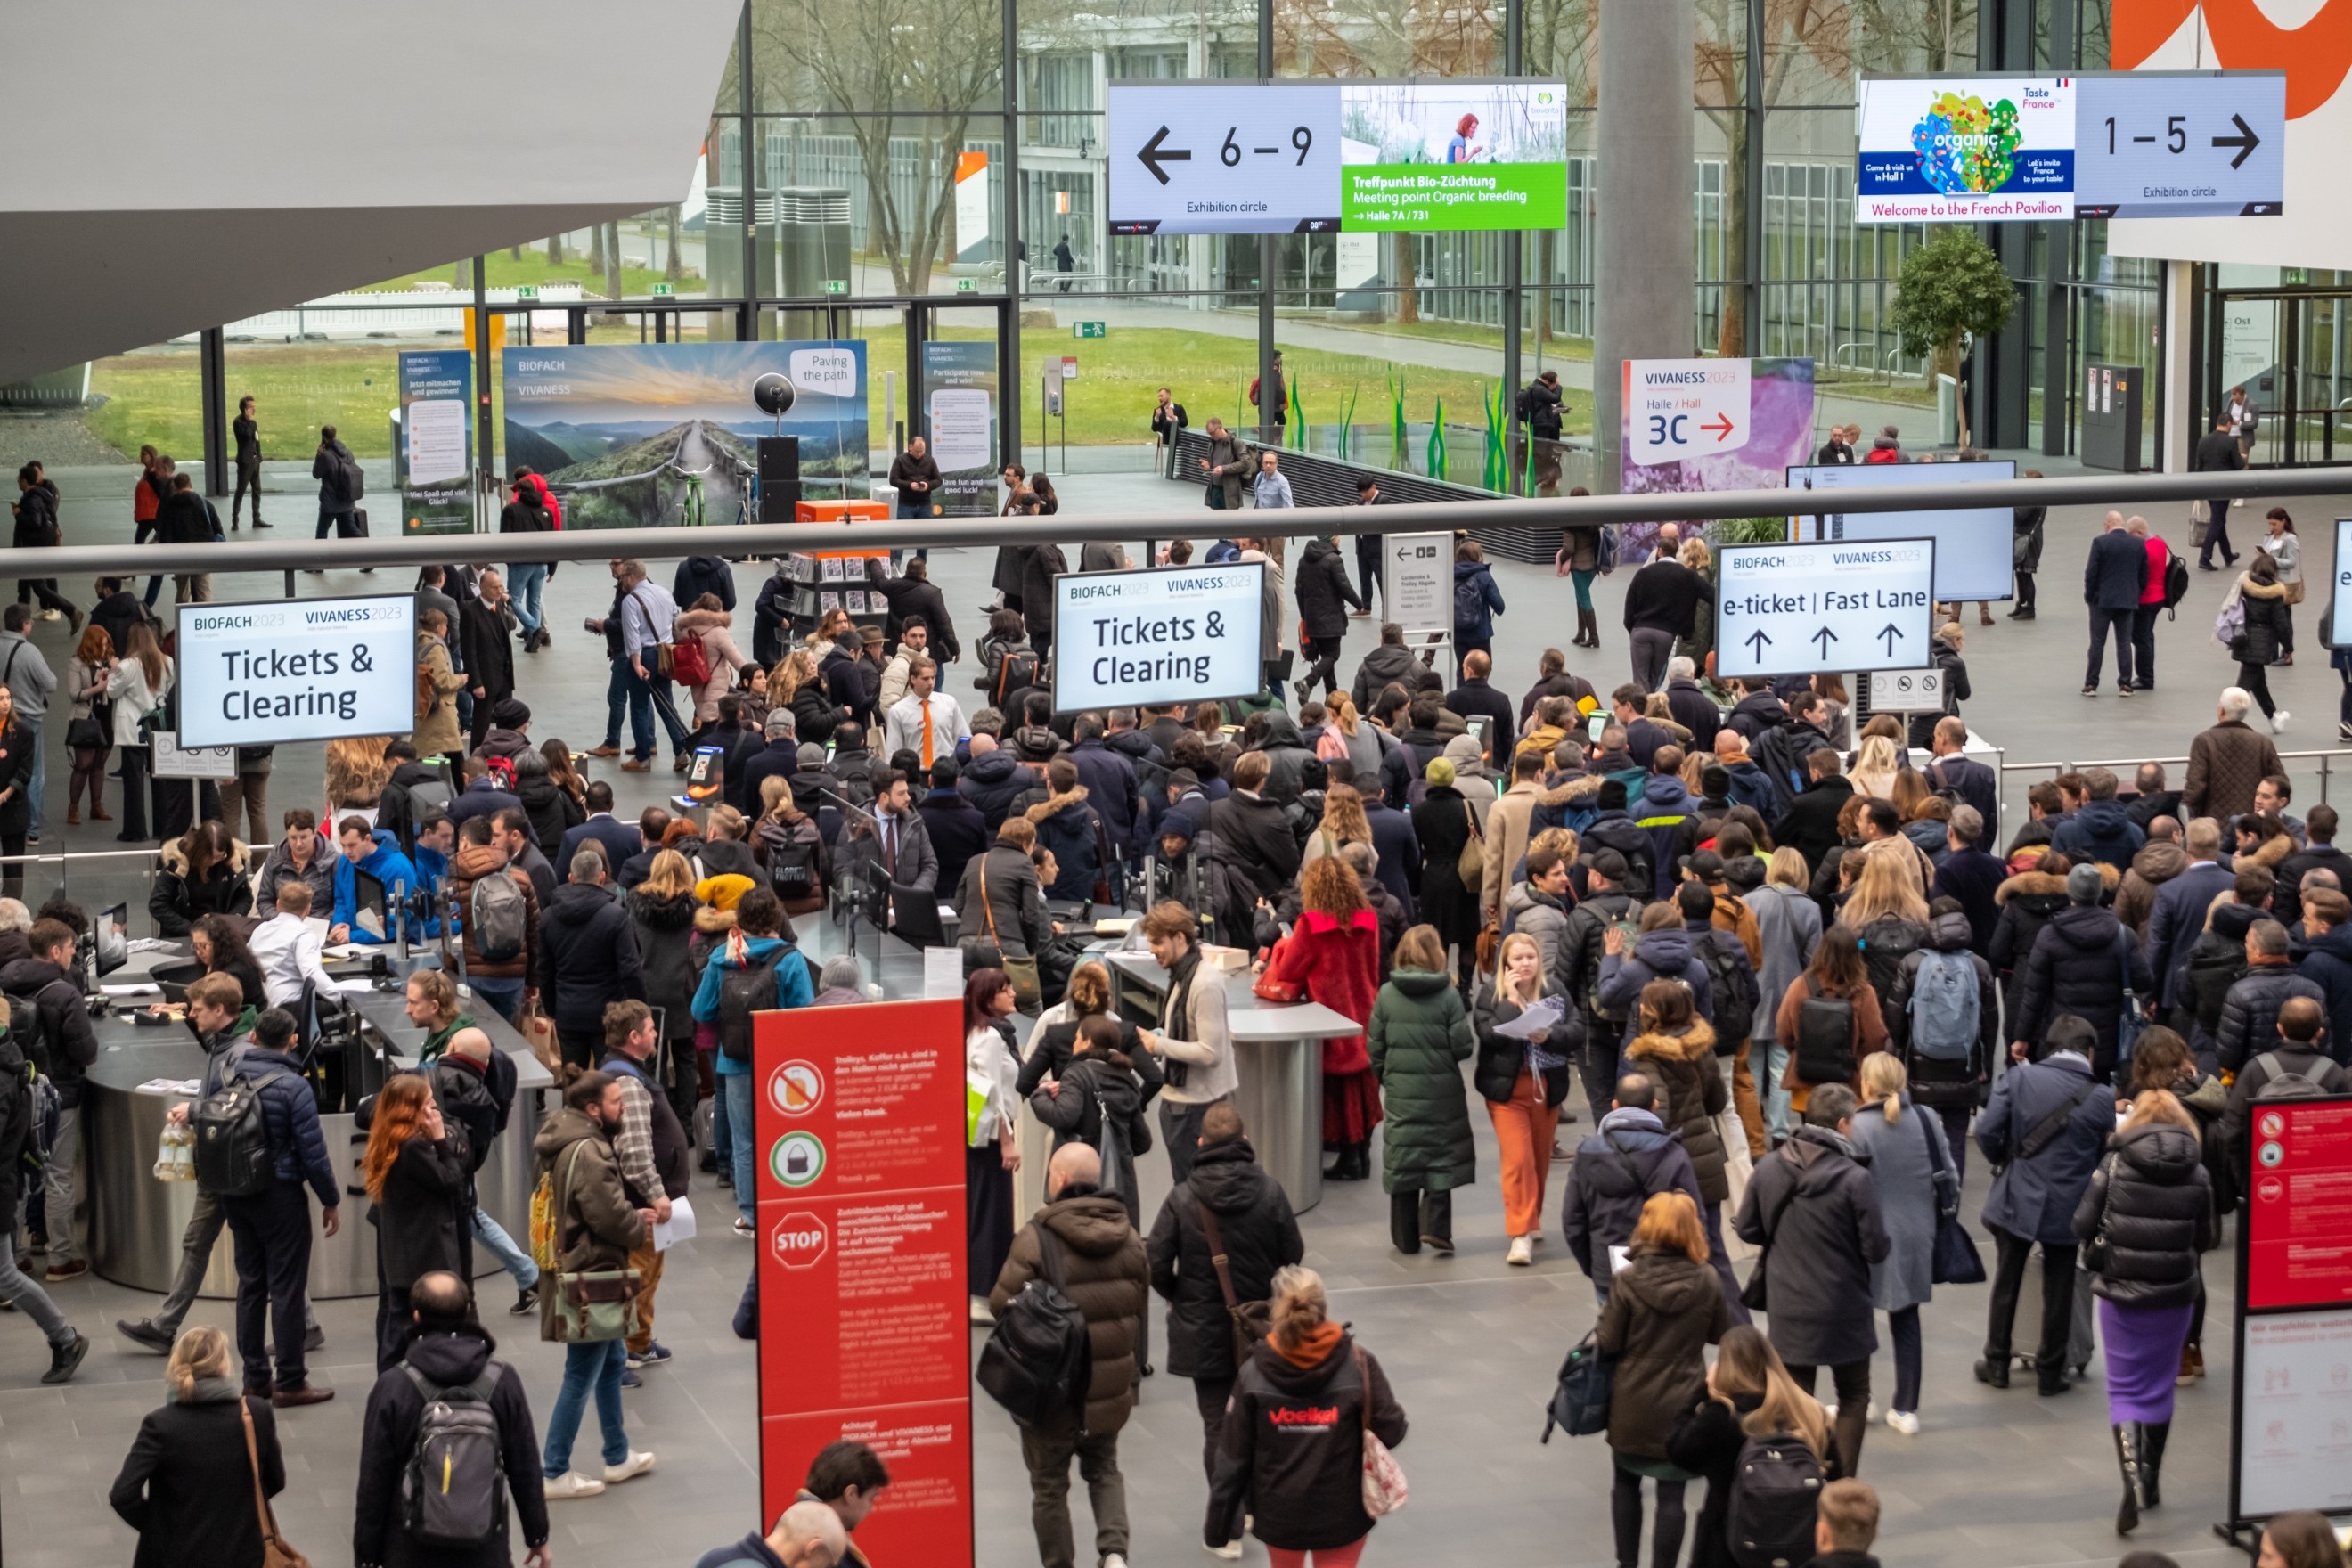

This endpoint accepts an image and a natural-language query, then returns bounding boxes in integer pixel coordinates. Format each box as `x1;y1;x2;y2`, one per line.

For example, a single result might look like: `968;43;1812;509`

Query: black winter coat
1472;984;1578;1107
2013;903;2152;1072
1409;785;1481;947
0;956;99;1107
1562;1110;1703;1276
2233;577;2292;665
109;1384;285;1568
1020;544;1068;640
1774;776;1856;877
354;1326;549;1568
2215;960;2326;1074
864;562;960;661
2074;1123;2212;1309
627;887;702;1041
1989;870;2070;1022
1595;1247;1728;1459
537;882;646;1033
1207;790;1300;899
1147;1137;1304;1380
1209;1331;1407;1554
1294;538;1364;639
1733;1127;1890;1367
461;595;515;699
1626;1020;1729;1202
371;1132;470;1290
519;773;584;861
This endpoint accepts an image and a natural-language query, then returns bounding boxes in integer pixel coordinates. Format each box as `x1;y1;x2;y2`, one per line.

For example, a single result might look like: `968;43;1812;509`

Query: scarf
1274;1320;1343;1368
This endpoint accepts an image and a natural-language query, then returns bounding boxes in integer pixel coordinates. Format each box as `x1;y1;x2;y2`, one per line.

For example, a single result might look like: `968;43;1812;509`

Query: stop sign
770;1212;829;1269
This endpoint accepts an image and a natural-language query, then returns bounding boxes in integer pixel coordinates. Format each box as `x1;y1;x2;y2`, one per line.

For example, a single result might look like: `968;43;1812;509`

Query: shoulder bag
1737;1157;1802;1312
1919;1111;1986;1285
628;588;677;680
1456;798;1486;887
240;1398;311;1568
1356;1346;1409;1515
551;1140;642;1343
976;862;1042;1009
1194;1196;1271;1365
1541;1328;1614;1441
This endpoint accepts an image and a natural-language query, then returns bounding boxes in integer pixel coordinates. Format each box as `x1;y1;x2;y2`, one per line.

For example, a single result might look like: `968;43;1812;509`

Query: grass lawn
357;238;705;302
78;320;1594;468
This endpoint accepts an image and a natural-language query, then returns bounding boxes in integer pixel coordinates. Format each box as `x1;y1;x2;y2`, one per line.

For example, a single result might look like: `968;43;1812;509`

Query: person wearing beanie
1557;845;1645;1125
696;873;759;912
2011;862;2152;1081
1410;755;1484;988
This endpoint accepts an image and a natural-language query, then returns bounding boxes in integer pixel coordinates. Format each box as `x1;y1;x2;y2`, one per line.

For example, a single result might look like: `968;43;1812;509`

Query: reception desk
79;973;551;1302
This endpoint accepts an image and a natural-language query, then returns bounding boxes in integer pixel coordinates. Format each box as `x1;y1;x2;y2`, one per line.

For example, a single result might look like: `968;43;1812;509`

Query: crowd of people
4;443;2346;1568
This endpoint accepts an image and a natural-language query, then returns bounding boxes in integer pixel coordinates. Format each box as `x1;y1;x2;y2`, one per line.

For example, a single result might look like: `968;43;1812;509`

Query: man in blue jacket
201;992;340;1403
1560;1074;1703;1300
1069;715;1143;859
693;888;814;1233
2292;886;2352;1064
2051;766;2146;871
1974;1014;2113;1394
329;816;421;947
2083;510;2148;698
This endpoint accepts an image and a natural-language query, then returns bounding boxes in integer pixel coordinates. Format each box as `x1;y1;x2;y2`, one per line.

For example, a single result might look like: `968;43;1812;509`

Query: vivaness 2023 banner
397;350;473;536
920;341;998;517
1618;356;1817;555
501;342;869;527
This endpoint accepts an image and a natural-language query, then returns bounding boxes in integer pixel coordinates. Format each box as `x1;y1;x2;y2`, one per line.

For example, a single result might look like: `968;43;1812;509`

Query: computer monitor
888;882;948;948
94;903;128;977
353;869;390;941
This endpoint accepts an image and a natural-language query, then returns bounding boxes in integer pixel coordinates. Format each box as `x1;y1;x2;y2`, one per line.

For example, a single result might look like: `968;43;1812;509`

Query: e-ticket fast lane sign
1716;537;1938;681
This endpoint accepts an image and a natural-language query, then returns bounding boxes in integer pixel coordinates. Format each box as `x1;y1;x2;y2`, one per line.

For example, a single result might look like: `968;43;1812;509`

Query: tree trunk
1718;110;1750;359
666;206;684;282
1392;233;1419;324
603;220;623;300
508;244;522;262
546;233;563;265
587;225;605;284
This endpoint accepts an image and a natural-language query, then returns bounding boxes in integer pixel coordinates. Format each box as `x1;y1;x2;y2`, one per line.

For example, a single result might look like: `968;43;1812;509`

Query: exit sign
650;282;674;298
1073;322;1107;339
825;279;848;296
513;284;539;300
955;277;976;293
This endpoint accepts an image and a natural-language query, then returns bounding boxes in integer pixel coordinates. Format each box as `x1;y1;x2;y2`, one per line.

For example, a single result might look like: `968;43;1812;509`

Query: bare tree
754;0;1000;293
666;205;685;282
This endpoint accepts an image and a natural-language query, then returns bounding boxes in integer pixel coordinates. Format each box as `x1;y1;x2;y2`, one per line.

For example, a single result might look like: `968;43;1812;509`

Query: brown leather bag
240;1399;310;1568
1196;1198;1272;1366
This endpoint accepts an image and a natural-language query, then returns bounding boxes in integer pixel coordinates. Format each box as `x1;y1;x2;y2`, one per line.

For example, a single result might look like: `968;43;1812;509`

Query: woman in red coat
1262;856;1384;1180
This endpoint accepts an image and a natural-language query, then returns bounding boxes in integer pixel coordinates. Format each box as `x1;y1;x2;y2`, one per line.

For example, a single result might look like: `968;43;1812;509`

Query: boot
2140;1421;2168;1508
1581;607;1602;649
2111;1424;2144;1535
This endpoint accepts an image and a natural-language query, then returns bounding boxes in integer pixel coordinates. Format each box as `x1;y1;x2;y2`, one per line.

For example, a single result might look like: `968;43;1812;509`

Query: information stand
755;999;972;1563
2218;1094;2352;1545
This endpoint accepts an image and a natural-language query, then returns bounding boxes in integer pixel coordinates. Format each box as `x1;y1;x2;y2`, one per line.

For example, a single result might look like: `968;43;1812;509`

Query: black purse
1540;1331;1613;1441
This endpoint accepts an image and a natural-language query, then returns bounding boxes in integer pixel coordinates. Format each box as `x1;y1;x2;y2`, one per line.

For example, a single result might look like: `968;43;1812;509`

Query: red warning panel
2245;1098;2352;1311
754;999;969;1562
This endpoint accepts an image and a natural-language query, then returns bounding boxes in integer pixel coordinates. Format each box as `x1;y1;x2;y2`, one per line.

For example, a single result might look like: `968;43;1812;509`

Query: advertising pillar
397;349;475;535
920;342;1000;518
755;999;972;1563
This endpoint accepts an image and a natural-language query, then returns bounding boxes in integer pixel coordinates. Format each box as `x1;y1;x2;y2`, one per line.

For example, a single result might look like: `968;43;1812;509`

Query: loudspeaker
757;436;800;523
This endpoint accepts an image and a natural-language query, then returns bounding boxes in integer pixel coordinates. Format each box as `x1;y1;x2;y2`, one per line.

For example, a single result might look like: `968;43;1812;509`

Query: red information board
754;998;971;1565
2243;1098;2352;1311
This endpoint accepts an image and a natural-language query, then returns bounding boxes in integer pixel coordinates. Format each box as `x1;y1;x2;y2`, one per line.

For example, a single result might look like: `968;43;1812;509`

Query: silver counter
80;981;551;1301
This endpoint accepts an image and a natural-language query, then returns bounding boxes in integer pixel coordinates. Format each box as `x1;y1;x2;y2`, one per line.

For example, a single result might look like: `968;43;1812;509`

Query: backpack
1454;569;1489;629
1515;383;1536;421
768;837;820;902
1695;935;1758;1049
976;1226;1094;1427
191;1052;287;1197
2214;593;2245;650
470;870;527;965
1793;988;1856;1085
403;774;456;823
0;1032;36;1192
669;632;713;689
717;947;788;1062
399;1362;507;1548
1725;1432;1826;1568
1906;949;1980;1063
2251;1051;2332;1101
992;650;1041;708
341;451;367;501
2161;552;2191;616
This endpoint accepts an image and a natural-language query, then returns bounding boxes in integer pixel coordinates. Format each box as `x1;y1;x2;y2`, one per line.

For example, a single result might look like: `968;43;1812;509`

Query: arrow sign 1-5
1139;126;1190;185
2212;112;2259;169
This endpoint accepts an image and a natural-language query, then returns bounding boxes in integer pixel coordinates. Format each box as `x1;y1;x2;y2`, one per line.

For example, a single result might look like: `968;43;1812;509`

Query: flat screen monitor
1785;460;2015;603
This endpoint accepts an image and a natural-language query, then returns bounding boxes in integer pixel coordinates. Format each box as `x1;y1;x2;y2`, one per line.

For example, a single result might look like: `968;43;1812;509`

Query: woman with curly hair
324;734;395;823
1260;856;1384;1180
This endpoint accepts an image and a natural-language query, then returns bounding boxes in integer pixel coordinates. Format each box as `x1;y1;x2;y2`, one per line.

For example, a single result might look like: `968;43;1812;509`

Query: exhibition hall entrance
2209;286;2352;467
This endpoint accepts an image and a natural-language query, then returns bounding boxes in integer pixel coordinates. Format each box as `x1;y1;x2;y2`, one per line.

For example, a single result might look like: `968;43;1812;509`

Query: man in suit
2193;413;2246;570
1922;717;1997;827
554;780;643;881
2083;510;2147;698
2144;816;2236;1023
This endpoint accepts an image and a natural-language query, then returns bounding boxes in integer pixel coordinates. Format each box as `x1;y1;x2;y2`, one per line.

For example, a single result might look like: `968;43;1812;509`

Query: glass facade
12;0;2236;487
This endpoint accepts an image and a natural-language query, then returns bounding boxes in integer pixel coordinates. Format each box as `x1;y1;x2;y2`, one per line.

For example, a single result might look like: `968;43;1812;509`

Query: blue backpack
1906;949;1978;1063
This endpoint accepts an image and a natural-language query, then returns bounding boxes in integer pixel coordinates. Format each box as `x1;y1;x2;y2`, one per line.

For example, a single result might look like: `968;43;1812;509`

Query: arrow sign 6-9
1716;536;1939;681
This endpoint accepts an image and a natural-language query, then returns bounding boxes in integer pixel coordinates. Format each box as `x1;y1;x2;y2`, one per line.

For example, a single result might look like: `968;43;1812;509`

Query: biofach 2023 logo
1910;92;2021;195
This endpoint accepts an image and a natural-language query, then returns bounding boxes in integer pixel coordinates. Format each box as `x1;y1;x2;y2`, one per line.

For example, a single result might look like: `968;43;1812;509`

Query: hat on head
1686;850;1725;881
696;873;756;910
489;698;531;730
2066;863;2104;905
1159;814;1197;849
796;743;829;770
859;625;884;645
1444;733;1484;764
1701;765;1731;798
766;709;796;739
1588;847;1629;884
1598;778;1629;811
1424;757;1457;788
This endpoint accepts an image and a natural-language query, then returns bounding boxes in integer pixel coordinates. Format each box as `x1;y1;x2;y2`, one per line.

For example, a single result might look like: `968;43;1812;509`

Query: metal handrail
2000;748;2352;805
0;847;163;867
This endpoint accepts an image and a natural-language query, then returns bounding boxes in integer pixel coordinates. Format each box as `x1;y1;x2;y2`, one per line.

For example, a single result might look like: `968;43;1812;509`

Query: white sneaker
2273;710;2291;735
1886;1409;1921;1436
1207;1542;1245;1561
1507;1235;1534;1266
969;1294;996;1326
604;1450;656;1484
544;1471;606;1500
731;1216;755;1237
1820;1402;1836;1419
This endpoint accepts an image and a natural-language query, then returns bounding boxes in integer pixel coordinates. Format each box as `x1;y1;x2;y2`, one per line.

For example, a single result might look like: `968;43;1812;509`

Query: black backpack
2161;551;2191;616
992;651;1041;708
768;838;820;902
2251;1050;2332;1101
1695;935;1759;1049
191;1051;288;1197
1793;986;1856;1086
0;1032;35;1192
1726;1432;1826;1568
717;947;788;1062
400;1362;507;1547
976;1226;1093;1427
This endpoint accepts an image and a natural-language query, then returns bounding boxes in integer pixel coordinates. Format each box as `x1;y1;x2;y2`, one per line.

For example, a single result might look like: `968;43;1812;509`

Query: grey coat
1743;883;1823;1045
1847;1096;1956;1312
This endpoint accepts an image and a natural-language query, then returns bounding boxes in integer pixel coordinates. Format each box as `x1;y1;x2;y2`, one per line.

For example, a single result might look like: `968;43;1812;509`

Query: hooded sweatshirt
1596;927;1713;1019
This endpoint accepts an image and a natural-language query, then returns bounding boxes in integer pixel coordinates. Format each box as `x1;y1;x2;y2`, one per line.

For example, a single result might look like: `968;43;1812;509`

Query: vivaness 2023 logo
1911;91;2022;194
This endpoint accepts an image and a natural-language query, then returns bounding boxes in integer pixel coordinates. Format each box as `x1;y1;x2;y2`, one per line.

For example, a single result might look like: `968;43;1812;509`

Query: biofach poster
396;349;473;536
1339;82;1568;231
1856;76;2077;222
919;340;998;518
1618;356;1816;555
501;341;869;527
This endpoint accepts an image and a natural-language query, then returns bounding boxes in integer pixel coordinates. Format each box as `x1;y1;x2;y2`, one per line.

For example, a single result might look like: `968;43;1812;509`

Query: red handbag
1253;971;1303;1005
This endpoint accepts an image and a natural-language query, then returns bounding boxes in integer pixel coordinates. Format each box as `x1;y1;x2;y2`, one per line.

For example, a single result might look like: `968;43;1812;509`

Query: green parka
1366;967;1475;1194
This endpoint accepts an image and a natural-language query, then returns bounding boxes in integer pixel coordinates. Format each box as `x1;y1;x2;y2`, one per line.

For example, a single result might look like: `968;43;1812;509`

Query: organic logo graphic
1910;92;2021;195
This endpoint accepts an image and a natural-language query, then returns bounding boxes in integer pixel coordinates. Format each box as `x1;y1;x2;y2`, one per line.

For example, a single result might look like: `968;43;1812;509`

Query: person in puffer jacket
1882;900;1999;1179
1560;1074;1703;1295
2072;1091;2212;1534
2213;918;2325;1074
2012;863;2153;1081
1621;981;1745;1317
2051;769;2146;872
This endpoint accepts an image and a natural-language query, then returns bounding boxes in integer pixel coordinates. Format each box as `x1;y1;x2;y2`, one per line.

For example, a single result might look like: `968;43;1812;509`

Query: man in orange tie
882;655;968;772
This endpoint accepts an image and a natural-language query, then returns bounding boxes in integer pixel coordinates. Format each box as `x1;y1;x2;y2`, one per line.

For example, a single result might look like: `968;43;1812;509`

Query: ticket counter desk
83;967;551;1301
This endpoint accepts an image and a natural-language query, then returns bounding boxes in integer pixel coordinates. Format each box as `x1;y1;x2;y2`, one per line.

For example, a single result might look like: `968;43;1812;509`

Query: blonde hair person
1766;845;1809;888
1477;927;1572;1262
1850;1050;1958;1437
639;846;696;902
1848;733;1903;802
1330;690;1361;737
1211;1263;1409;1563
1302;782;1376;875
1679;748;1713;796
1529;826;1579;864
1840;845;1930;932
1596;1189;1728;1568
325;735;396;816
1673;1320;1833;1568
770;649;819;706
110;1323;288;1564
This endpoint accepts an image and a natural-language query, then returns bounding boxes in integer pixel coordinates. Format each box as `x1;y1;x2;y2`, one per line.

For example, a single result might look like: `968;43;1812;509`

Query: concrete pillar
1592;0;1693;492
2161;258;2195;473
